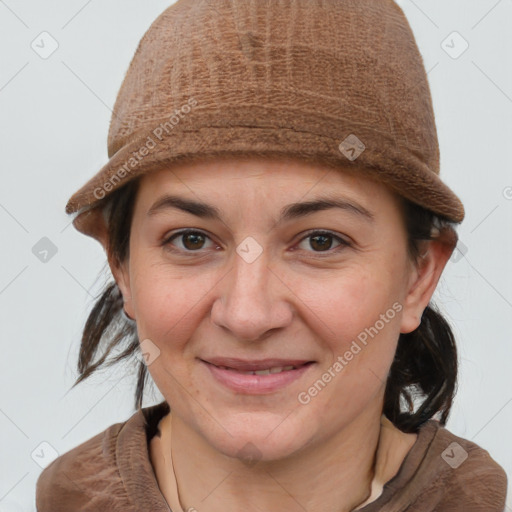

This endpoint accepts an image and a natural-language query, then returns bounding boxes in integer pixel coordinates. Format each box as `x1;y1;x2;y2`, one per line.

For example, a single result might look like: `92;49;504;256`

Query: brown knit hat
65;0;465;241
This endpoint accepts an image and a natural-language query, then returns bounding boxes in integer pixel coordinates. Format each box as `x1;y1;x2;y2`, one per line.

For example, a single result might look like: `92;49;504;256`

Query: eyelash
161;229;352;257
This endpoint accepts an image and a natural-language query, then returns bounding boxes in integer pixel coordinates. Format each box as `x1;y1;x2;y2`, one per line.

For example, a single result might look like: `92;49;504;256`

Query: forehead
136;156;392;203
130;157;407;237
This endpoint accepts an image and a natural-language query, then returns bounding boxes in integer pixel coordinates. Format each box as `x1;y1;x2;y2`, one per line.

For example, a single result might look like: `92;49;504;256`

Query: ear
96;228;135;321
109;255;135;319
400;228;457;334
75;206;135;319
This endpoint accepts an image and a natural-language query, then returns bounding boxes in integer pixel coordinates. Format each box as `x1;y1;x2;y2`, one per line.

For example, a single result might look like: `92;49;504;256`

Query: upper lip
201;357;314;371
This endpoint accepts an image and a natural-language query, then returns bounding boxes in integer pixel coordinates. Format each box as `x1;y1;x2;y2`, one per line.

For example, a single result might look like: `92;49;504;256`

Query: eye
161;229;351;255
295;230;351;254
162;230;217;252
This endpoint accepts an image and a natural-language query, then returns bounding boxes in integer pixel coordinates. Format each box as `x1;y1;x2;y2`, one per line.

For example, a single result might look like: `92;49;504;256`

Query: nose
210;250;294;342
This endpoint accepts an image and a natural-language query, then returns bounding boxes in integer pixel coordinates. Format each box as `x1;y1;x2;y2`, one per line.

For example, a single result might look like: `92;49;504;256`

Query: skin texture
104;156;454;511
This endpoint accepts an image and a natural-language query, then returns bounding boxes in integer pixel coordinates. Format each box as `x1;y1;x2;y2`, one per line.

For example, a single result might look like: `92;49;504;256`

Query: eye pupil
310;234;332;251
183;232;205;250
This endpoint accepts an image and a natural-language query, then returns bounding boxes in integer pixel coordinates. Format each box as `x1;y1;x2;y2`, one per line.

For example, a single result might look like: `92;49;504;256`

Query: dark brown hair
69;174;459;433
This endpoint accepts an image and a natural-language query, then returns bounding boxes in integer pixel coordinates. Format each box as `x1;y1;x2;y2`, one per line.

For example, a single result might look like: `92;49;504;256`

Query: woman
36;0;507;510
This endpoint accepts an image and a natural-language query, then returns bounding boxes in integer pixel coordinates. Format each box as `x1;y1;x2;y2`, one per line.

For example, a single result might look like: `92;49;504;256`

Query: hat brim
66;110;465;242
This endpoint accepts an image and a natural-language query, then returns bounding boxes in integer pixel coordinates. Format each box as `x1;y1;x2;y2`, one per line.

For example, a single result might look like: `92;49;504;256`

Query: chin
197;410;315;464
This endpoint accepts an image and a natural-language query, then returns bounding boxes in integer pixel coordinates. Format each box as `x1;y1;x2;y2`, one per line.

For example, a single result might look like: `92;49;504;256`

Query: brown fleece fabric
35;401;507;511
64;0;465;241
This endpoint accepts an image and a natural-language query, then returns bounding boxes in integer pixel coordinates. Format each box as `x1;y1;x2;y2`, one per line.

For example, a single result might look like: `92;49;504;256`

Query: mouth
199;357;315;394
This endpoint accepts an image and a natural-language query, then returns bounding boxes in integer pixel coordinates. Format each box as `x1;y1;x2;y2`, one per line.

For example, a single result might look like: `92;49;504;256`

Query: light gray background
1;0;511;510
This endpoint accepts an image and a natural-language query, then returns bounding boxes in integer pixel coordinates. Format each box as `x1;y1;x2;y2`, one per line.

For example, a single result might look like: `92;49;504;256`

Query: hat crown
108;0;438;170
66;0;465;239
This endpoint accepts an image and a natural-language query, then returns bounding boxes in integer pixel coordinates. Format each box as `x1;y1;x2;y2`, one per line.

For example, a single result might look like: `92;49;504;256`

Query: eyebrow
146;194;375;224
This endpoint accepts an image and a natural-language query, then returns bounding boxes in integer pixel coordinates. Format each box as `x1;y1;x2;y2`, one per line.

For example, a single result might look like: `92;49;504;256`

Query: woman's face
114;156;446;461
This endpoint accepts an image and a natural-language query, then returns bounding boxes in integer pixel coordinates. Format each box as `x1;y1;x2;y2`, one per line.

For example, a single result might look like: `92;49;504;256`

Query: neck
157;404;385;512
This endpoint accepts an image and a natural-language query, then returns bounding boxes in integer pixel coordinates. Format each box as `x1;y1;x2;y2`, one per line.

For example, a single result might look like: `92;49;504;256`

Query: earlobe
400;230;457;334
108;255;135;319
87;207;136;320
122;299;135;321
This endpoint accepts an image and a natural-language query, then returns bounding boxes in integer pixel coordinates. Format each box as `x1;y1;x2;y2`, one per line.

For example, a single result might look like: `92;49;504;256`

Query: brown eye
296;230;350;255
309;234;334;251
163;230;214;252
182;232;206;250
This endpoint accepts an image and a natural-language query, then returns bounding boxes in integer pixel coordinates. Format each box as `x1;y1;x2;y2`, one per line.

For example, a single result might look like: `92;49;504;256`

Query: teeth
218;365;298;375
254;369;271;375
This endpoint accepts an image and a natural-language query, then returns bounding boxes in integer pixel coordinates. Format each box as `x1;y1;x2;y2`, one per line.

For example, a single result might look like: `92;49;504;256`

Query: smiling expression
112;155;434;460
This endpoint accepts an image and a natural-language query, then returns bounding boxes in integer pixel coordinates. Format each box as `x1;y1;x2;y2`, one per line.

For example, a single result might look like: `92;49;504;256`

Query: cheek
290;263;403;392
291;264;398;344
129;255;214;348
128;260;215;405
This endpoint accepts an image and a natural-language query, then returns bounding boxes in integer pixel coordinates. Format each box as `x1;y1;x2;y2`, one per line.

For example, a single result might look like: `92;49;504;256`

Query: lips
201;357;313;372
219;365;298;376
200;357;315;394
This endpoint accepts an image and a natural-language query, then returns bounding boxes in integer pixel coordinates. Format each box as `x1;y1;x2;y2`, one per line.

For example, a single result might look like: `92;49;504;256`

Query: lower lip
201;360;314;394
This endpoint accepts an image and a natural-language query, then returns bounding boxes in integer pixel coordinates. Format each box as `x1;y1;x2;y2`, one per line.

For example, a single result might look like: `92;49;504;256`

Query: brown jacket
35;401;508;511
